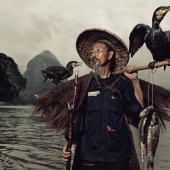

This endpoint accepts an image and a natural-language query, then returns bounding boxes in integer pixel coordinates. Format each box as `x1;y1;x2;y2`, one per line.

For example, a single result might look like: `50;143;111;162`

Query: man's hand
62;144;76;162
123;65;138;81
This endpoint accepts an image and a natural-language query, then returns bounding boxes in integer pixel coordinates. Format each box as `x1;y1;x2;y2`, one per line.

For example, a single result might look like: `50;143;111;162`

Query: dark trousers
77;159;130;170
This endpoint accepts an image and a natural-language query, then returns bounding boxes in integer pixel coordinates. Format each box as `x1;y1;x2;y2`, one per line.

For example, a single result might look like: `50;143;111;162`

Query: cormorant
42;61;82;85
129;6;170;70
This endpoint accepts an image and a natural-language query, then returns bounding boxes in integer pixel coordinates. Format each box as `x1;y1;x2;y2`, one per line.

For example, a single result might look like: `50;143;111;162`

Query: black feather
129;6;170;70
41;61;82;85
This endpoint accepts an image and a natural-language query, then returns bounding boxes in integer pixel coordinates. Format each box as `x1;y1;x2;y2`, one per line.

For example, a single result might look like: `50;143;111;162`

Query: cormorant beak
74;62;83;67
156;7;170;20
164;6;170;13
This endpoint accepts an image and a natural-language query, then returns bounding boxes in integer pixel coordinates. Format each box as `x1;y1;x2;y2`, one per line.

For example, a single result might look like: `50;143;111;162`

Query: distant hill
17;50;65;104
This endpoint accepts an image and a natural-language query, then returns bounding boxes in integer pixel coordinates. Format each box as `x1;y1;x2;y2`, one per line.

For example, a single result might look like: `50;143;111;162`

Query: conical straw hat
76;28;129;72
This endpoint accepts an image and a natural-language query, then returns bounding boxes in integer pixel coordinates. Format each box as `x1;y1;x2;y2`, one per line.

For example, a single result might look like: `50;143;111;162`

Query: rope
142;162;144;170
93;74;122;102
148;68;157;107
151;68;157;106
148;69;150;107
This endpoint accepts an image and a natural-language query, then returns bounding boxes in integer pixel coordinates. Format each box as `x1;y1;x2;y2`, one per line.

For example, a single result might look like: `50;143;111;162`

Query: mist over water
0;106;170;170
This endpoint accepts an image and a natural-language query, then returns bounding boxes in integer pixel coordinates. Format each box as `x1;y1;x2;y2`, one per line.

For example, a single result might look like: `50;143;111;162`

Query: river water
0;106;170;170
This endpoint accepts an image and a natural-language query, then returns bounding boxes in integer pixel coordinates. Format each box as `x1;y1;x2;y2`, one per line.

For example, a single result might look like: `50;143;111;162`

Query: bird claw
166;59;170;64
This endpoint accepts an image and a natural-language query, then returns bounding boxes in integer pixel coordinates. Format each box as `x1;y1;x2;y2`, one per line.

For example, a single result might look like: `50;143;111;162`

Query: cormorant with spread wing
129;6;170;70
42;61;82;85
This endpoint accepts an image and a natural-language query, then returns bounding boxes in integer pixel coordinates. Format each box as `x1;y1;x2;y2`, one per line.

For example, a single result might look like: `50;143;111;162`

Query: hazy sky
0;0;170;88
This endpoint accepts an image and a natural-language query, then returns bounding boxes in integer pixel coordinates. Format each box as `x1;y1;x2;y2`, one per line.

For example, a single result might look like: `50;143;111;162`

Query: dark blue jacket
77;74;143;163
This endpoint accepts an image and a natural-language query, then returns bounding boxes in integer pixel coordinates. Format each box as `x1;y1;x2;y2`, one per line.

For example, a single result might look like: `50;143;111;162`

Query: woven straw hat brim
76;28;129;72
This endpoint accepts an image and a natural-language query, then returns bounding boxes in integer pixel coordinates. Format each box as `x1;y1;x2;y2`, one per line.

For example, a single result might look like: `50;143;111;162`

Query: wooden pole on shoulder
112;61;170;74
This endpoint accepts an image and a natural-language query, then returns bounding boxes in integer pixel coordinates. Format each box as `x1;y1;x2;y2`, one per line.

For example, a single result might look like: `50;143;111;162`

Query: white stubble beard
92;63;102;79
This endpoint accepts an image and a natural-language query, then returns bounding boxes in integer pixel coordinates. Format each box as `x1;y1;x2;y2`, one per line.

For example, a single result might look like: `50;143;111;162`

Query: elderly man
60;28;144;170
33;28;170;170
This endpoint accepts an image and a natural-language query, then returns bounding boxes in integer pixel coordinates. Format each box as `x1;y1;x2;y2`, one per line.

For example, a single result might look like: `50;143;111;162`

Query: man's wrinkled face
90;43;112;68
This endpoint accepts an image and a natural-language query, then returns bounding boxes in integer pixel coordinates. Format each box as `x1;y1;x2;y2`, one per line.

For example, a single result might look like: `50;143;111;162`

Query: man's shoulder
81;71;94;78
68;72;93;82
67;72;94;87
77;72;94;81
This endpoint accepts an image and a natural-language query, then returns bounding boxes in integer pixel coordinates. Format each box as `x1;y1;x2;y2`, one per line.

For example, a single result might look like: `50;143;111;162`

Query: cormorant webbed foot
148;61;156;69
166;59;170;66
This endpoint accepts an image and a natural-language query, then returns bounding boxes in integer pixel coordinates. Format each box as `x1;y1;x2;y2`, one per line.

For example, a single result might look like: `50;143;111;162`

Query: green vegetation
0;53;27;102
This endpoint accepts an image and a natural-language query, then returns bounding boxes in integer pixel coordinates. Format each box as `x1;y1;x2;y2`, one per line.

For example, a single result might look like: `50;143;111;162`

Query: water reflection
0;106;170;170
0;106;65;170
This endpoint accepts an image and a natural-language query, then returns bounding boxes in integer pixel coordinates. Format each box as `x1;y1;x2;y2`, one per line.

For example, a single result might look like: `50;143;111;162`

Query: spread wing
129;24;151;57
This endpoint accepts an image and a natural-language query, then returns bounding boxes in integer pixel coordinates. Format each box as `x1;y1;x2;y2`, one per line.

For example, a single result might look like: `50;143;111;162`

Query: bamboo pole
66;70;79;170
112;60;170;74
